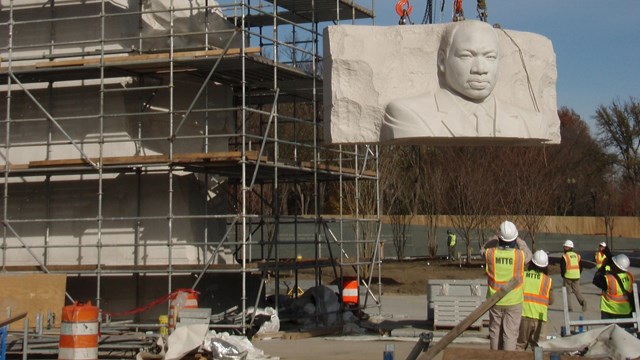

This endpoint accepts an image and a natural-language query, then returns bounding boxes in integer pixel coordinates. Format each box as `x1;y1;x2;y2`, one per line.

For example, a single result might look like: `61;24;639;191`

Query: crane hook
396;0;414;25
453;0;465;22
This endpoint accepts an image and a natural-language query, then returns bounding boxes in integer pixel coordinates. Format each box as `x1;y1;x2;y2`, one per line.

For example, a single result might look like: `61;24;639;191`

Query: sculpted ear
437;49;446;73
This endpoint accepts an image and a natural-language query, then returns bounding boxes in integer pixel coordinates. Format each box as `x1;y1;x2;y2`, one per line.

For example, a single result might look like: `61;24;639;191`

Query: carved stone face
442;22;499;102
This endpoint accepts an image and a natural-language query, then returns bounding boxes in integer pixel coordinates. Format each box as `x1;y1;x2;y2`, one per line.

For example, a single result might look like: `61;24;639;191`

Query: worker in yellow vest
561;240;587;312
593;250;636;321
595;242;608;270
517;250;553;350
446;229;457;261
481;220;531;351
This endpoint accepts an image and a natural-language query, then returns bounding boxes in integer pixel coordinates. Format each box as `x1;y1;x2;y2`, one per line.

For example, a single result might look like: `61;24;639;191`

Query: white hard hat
498;221;518;242
599;242;607;247
532;250;549;268
563;240;574;248
612;254;630;272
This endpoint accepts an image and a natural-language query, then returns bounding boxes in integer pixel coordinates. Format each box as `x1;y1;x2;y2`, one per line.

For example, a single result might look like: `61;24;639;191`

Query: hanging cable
422;0;434;24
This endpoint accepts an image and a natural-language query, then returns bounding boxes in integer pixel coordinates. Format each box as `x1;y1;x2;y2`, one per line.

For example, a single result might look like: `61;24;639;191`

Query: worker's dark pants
517;316;547;350
563;278;586;311
448;245;456;260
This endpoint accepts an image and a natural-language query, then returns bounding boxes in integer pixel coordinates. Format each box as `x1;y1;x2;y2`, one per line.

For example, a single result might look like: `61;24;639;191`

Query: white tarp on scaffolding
0;0;240;60
538;324;640;359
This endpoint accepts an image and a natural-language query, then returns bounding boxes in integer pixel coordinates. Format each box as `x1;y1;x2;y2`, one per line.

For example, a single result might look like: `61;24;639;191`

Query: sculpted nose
471;57;489;74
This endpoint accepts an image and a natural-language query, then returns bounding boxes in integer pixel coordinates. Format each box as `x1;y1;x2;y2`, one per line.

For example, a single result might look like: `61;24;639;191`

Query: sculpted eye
485;53;497;60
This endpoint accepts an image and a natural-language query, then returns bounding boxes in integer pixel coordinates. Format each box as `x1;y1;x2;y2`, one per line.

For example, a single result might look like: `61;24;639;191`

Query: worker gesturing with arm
561;240;587;312
482;221;530;351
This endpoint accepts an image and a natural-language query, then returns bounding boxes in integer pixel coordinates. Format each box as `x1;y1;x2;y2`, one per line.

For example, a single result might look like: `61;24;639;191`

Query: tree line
240;96;640;265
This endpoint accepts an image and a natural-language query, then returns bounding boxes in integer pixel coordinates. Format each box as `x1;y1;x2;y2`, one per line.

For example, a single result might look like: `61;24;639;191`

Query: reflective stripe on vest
522;270;551;321
595;252;606;269
563;252;581;279
485;247;524;306
600;272;634;315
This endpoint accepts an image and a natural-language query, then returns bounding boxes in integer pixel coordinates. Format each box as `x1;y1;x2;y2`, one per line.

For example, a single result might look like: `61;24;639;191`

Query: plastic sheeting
538;324;640;359
140;0;240;50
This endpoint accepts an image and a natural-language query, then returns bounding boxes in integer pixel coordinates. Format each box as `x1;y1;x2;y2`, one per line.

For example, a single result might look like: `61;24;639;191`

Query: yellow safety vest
563;251;581;280
448;233;456;247
522;270;552;321
595;251;606;269
600;272;635;315
485;247;524;306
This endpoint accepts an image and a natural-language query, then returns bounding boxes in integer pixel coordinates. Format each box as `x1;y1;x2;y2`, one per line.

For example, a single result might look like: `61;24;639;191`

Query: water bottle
383;343;395;360
578;315;584;333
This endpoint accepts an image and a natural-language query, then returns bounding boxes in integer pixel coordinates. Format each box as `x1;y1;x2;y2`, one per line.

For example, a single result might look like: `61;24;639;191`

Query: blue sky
362;0;640;134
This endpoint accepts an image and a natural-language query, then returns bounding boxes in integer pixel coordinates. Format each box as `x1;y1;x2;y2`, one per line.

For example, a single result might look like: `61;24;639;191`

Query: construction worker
446;229;457;261
517;250;553;351
593;250;636;320
595;242;608;270
561;240;587;312
481;220;531;351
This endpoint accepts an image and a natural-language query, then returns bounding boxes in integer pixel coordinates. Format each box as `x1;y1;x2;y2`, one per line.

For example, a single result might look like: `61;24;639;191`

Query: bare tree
440;147;496;264
380;145;422;261
595;97;640;215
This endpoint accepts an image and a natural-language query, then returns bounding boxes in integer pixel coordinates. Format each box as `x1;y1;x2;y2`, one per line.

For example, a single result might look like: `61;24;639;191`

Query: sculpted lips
468;80;490;90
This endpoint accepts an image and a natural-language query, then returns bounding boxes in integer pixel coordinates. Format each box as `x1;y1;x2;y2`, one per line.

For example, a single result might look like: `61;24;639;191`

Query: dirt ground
296;258;561;295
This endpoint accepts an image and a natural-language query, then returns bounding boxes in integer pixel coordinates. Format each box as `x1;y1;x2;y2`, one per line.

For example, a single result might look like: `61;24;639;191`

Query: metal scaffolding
0;0;381;339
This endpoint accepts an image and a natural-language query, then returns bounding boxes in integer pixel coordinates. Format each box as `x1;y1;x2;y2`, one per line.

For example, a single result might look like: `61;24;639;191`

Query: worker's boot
581;301;587;312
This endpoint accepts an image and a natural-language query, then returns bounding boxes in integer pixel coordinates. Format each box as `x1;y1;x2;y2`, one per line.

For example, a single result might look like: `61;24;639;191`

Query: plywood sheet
0;274;67;331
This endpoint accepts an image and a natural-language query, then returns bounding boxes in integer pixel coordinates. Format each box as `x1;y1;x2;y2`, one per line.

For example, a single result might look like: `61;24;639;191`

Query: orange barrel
168;289;199;332
342;279;359;305
58;302;99;360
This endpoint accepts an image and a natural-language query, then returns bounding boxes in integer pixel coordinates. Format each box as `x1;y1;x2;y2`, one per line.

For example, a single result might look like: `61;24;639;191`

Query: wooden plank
27;152;267;169
28;154;169;168
0;164;30;171
1;263;260;272
33;48;261;69
173;151;248;162
300;161;376;177
442;348;579;360
0;274;67;331
281;326;342;340
251;331;285;340
0;312;27;328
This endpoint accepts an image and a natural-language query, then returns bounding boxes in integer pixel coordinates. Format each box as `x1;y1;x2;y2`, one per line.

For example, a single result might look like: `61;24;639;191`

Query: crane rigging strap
477;0;488;22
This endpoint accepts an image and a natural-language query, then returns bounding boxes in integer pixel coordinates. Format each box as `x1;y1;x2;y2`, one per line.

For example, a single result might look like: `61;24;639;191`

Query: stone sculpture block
323;21;561;146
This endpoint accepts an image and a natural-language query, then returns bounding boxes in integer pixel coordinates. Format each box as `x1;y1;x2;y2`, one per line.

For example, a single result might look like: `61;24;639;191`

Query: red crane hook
395;0;413;17
454;0;464;14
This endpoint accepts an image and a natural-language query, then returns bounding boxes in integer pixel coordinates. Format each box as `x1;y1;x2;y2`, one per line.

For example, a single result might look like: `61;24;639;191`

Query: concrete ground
252;266;640;359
